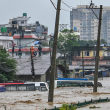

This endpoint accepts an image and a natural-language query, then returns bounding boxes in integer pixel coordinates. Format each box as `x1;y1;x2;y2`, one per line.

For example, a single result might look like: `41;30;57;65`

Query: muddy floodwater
0;77;110;110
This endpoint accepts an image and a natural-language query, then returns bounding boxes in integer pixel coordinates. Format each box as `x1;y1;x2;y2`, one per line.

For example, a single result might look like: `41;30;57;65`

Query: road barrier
45;97;110;110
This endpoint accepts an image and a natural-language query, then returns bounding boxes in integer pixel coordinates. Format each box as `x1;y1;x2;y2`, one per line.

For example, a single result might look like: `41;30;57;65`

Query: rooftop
15;53;60;75
13;34;38;39
0;36;13;40
8;47;50;52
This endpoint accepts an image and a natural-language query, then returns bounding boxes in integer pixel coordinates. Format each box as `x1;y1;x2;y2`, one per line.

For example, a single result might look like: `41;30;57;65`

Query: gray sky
0;0;110;34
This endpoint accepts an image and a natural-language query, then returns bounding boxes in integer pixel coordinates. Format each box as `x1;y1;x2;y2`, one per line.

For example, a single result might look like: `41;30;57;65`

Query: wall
14;38;35;47
57;67;63;78
17;75;41;82
40;74;46;82
72;60;110;66
0;40;12;50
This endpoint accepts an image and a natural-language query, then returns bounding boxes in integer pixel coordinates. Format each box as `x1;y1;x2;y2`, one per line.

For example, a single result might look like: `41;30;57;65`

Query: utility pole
49;41;52;63
64;51;66;77
48;0;61;102
93;5;103;92
30;48;35;82
82;51;84;77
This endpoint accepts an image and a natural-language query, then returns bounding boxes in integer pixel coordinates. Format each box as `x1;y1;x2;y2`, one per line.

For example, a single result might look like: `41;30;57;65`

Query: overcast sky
0;0;110;34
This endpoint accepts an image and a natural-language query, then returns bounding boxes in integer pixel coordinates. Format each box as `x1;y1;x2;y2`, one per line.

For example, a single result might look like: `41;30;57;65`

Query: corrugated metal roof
15;53;60;75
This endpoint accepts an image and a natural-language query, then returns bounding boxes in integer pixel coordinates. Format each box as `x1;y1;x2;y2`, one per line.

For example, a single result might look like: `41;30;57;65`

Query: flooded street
0;77;110;110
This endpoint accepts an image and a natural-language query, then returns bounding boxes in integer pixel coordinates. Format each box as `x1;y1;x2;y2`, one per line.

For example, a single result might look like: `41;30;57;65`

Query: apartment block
70;4;110;45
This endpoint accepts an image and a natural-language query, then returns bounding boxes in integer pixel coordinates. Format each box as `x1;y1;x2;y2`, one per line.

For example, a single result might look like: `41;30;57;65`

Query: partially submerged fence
45;97;110;110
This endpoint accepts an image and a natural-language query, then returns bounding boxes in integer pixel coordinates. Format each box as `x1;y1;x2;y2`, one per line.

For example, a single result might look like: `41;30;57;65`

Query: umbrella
35;41;42;45
11;43;16;46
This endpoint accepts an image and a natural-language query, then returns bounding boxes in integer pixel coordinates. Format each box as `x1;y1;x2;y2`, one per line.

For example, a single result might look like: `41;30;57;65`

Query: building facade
70;4;110;45
0;36;13;50
0;13;48;38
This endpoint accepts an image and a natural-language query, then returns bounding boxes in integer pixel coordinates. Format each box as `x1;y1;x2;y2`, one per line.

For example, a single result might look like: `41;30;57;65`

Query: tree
57;29;79;54
57;29;79;75
0;48;17;82
100;39;107;45
42;42;48;46
77;39;107;46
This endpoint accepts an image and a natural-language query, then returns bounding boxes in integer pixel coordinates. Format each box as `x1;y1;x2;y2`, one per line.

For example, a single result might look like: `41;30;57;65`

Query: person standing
38;45;42;56
18;48;22;58
31;46;34;56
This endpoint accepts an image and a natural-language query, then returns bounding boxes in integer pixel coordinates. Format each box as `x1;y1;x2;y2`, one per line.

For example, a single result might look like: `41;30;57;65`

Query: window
84;51;89;56
40;83;46;86
83;37;87;39
83;23;86;26
77;62;82;65
21;21;24;24
77;51;80;56
93;51;96;56
107;52;110;56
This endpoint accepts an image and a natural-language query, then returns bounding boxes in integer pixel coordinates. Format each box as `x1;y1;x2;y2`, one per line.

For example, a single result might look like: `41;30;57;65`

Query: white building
8;32;50;57
0;36;13;50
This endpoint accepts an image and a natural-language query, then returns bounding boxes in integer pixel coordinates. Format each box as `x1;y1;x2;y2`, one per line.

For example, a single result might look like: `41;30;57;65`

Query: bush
59;103;77;110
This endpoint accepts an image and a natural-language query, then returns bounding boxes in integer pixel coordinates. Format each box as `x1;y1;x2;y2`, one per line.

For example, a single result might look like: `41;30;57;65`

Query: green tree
42;42;48;46
77;39;107;46
100;39;107;45
56;29;79;76
57;29;79;54
0;48;17;82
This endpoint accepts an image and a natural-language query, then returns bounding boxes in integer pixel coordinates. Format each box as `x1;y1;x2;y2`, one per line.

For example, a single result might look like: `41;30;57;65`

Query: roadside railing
45;97;110;110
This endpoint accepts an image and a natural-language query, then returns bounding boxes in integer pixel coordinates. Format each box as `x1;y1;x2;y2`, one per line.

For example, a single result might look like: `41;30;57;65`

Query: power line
50;0;57;10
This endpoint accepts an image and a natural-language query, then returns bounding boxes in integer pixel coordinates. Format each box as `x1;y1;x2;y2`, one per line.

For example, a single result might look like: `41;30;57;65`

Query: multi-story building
70;4;110;45
0;13;48;37
71;46;110;71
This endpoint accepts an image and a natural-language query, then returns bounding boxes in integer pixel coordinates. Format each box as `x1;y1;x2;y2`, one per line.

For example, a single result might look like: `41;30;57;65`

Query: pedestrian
18;48;22;58
38;45;42;56
31;46;34;56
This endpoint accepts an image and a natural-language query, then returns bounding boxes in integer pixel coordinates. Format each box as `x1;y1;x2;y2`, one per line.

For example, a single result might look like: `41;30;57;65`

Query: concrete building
70;4;110;45
0;36;13;50
8;32;50;57
0;13;48;38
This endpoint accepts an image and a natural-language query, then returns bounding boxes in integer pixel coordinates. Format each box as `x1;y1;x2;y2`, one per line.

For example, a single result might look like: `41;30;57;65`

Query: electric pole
48;0;61;102
64;51;66;77
82;51;84;77
30;48;35;82
93;5;103;92
49;41;52;63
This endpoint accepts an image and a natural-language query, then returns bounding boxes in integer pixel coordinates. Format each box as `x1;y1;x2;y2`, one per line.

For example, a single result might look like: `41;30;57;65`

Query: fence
45;97;110;110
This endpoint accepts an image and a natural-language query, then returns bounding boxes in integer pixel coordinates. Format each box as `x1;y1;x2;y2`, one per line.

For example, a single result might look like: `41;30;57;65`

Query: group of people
31;45;42;57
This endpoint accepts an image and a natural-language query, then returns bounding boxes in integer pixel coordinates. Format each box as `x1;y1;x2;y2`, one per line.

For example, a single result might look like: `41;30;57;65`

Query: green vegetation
42;42;48;46
59;103;77;110
77;39;107;46
57;29;79;54
0;48;17;82
89;105;100;109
